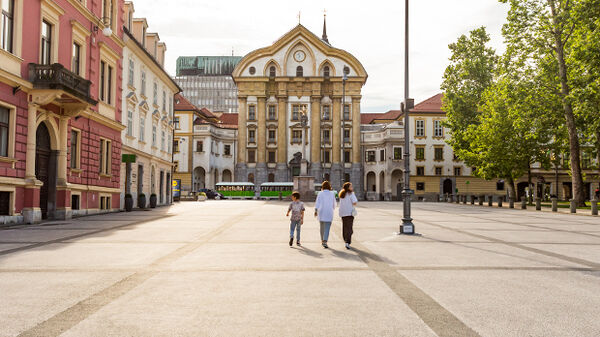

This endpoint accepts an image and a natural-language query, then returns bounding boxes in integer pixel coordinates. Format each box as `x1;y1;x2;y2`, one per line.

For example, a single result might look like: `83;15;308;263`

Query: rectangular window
1;0;14;53
139;116;145;141
323;150;331;163
380;149;385;162
174;116;180;130
162;90;166;111
0;106;9;157
434;120;443;137
435;167;443;176
268;151;276;163
41;20;52;64
292;130;302;143
107;64;113;104
343;150;351;163
268;129;276;142
168;135;172;154
393;147;402;160
152;124;157;147
454;167;462;176
99;61;113;104
248;150;255;163
72;42;81;75
196;141;203;152
224;144;231;156
248;130;255;143
416;147;425;160
322;105;331;120
322;129;330;143
248;105;256;120
416;166;425;176
100;61;106;101
268;105;276;120
153;82;158;105
416;120;425;137
141;71;146;96
128;58;134;86
366;150;376;162
343;129;351;143
126;110;133;137
292;105;300;121
173;139;179;153
416;182;425;191
99;139;111;175
343;104;350;120
434;147;444;161
161;130;165;151
70;130;79;169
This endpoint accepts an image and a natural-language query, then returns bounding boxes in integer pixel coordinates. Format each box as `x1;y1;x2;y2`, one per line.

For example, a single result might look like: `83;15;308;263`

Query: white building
173;94;237;193
120;3;180;208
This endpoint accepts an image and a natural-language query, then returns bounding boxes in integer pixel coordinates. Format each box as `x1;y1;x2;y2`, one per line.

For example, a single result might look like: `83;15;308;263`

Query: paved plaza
0;201;599;337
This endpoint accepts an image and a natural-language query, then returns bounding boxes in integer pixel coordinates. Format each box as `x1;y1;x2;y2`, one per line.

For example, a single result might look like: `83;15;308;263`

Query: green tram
216;182;255;199
260;182;294;199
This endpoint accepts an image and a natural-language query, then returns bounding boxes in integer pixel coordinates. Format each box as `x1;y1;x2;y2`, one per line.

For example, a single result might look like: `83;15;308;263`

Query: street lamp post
341;72;347;189
401;0;415;234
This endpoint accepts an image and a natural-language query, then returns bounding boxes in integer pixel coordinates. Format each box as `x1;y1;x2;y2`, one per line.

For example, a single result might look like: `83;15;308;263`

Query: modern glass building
174;56;242;113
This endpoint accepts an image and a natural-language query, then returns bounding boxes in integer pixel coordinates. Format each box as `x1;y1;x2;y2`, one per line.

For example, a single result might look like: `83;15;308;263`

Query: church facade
232;24;368;197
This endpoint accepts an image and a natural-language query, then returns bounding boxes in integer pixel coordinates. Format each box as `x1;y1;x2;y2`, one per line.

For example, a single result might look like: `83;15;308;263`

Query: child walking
286;192;305;247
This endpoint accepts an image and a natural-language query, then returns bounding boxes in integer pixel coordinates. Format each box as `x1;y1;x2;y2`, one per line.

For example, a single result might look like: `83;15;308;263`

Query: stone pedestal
294;175;315;202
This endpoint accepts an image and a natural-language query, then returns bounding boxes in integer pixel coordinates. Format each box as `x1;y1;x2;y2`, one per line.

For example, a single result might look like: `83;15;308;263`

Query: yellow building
232;23;368;196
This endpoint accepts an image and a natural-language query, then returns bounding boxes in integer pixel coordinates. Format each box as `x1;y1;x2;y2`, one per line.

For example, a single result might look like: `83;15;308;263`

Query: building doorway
443;178;453;196
35;123;57;219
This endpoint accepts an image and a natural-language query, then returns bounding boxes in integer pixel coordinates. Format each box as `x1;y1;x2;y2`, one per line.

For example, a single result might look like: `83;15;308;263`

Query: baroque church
232;21;368;197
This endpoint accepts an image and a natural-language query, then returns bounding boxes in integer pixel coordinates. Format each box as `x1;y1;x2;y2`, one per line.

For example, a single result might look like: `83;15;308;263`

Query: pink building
0;0;125;223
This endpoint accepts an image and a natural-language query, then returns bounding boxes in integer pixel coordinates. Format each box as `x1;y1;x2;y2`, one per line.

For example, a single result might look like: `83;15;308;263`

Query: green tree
500;0;588;205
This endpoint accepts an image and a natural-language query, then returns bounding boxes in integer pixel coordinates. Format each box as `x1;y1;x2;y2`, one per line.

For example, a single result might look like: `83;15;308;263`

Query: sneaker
322;242;329;249
296;241;301;246
345;243;350;250
289;238;293;247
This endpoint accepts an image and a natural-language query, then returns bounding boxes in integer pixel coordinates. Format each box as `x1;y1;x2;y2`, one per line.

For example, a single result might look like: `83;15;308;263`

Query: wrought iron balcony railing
28;63;97;105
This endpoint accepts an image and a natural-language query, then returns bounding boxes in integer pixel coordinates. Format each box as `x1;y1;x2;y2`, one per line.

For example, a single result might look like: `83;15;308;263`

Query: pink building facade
0;0;125;223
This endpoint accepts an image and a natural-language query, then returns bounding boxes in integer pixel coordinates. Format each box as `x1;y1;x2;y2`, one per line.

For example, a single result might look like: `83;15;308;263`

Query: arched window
249;66;256;75
296;66;303;77
248;173;254;184
269;66;276;77
343;66;350;76
323;66;330;78
102;0;114;27
268;173;275;182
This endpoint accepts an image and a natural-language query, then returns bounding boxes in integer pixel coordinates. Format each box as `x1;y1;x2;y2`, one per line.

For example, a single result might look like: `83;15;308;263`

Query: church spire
322;10;329;44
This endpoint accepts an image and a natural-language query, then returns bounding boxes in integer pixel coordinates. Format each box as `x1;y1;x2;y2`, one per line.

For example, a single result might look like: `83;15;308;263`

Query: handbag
351;208;358;217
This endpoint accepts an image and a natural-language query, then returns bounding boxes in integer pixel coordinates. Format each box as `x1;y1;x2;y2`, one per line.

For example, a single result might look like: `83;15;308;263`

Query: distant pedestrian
286;191;305;247
595;187;600;200
338;182;358;249
315;181;336;249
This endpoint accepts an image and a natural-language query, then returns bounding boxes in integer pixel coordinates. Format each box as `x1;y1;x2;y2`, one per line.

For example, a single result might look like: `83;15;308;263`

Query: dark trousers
342;216;354;244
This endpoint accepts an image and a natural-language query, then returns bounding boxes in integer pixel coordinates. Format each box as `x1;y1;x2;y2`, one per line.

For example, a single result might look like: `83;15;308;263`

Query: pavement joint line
0;214;176;257
412;216;600;269
330;222;482;337
15;208;253;337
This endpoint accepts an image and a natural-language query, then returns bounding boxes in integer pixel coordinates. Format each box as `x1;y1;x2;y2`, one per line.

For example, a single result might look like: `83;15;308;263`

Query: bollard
463;195;468;204
488;195;493;207
479;195;484;206
471;195;475;205
535;197;541;211
450;195;455;203
570;199;577;213
521;198;527;210
456;195;460;204
509;197;514;209
591;199;598;216
498;196;503;208
551;197;558;212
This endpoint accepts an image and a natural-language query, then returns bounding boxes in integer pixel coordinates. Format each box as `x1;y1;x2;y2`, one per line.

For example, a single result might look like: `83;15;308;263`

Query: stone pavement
0;201;599;337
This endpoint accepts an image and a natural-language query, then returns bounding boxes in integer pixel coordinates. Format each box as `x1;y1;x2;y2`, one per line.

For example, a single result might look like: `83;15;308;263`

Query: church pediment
233;24;367;80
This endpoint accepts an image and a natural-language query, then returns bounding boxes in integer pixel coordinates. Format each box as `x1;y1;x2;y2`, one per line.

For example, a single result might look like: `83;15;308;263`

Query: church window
296;66;303;77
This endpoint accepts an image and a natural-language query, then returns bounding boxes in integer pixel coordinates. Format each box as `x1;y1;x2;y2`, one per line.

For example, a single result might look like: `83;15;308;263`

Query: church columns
310;96;321;180
255;96;267;187
235;97;247;181
276;96;288;181
25;104;38;181
330;97;342;189
351;96;361;164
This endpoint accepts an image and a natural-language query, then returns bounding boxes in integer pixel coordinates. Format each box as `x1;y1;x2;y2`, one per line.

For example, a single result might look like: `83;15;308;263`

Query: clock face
294;50;306;62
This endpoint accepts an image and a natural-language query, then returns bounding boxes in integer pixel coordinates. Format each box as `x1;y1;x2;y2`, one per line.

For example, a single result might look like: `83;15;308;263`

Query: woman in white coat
314;180;336;249
338;182;358;249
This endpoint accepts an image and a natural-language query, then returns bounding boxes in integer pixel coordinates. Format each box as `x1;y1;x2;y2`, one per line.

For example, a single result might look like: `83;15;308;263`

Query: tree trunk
528;166;533;205
548;0;587;206
508;176;516;201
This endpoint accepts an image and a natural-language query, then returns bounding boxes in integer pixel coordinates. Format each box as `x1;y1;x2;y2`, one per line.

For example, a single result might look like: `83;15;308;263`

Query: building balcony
28;63;97;105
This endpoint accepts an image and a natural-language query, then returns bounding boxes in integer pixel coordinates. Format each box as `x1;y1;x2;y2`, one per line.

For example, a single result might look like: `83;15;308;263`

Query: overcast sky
131;0;509;112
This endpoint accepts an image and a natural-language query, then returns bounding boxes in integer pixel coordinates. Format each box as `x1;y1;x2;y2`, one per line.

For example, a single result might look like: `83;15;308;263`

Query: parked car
198;188;223;200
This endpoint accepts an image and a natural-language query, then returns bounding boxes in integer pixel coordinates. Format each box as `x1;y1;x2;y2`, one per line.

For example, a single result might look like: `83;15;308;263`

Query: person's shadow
292;246;324;258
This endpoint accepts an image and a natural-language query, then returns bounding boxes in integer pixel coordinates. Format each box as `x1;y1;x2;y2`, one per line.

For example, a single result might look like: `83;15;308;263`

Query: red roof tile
174;94;196;111
410;93;444;113
218;113;238;127
360;110;402;124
